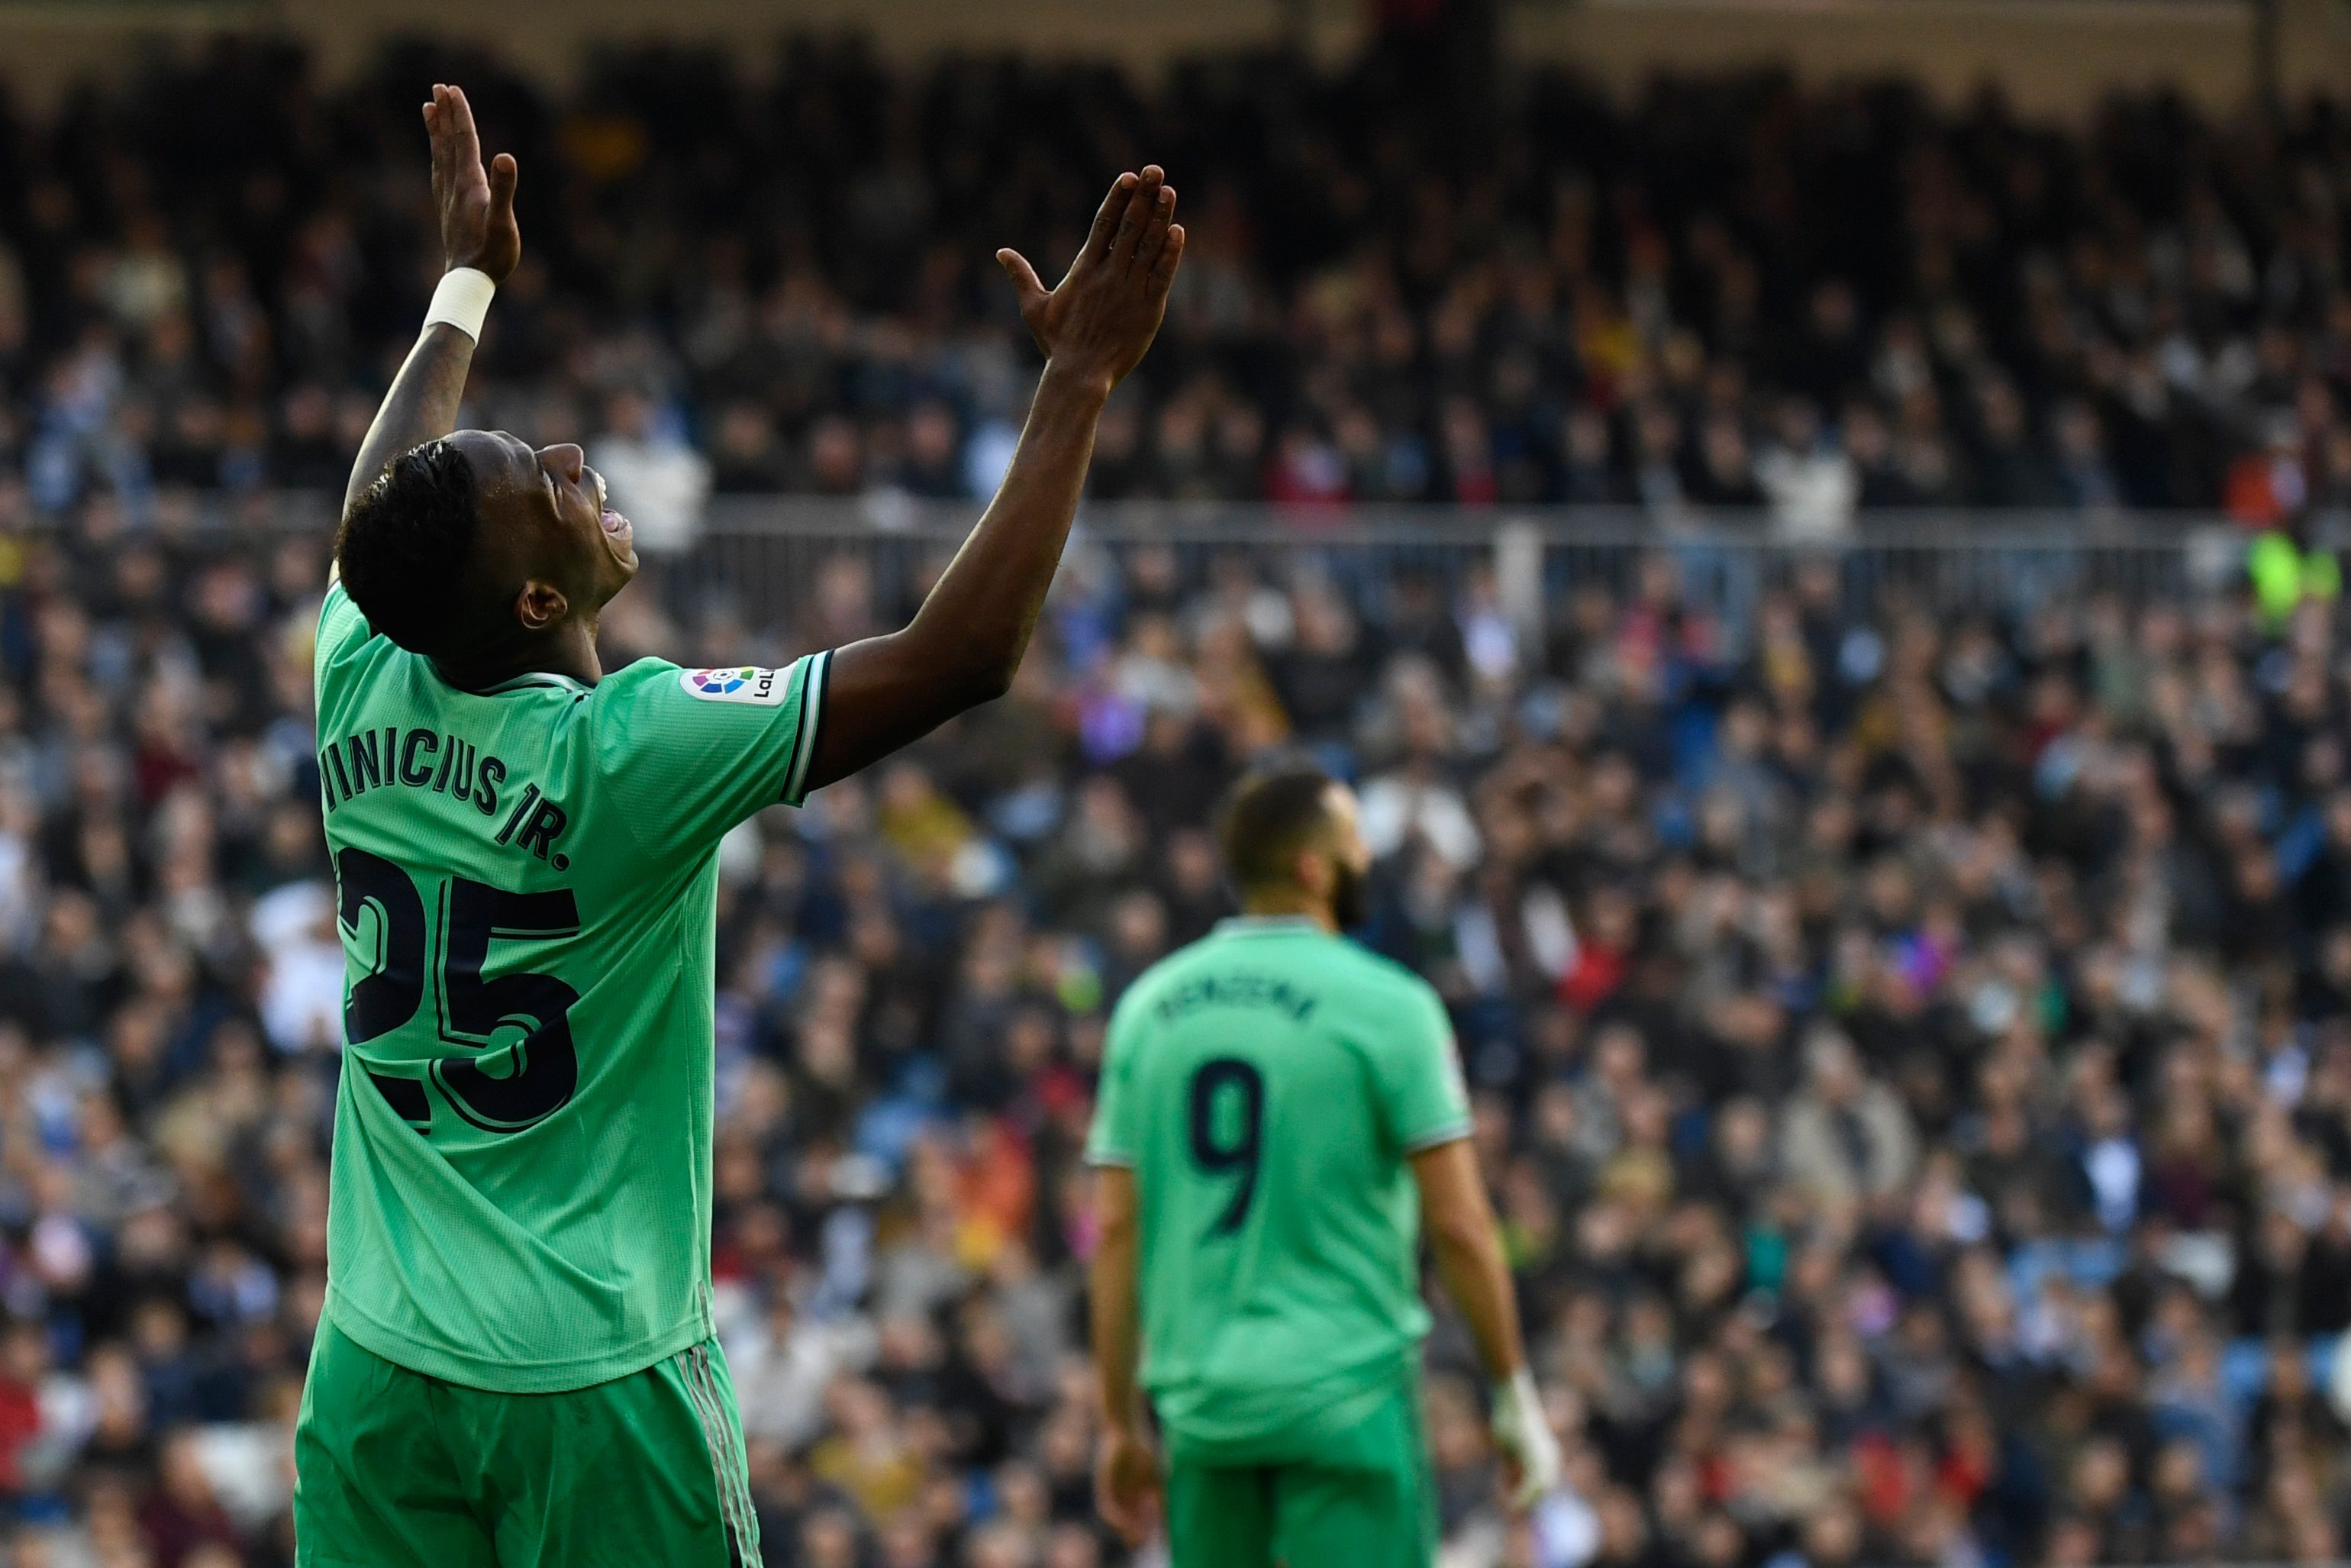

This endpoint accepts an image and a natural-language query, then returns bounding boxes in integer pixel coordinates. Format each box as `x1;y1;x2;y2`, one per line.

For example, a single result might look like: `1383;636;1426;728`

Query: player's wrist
425;266;497;341
1492;1366;1540;1422
1491;1367;1551;1457
1492;1366;1561;1504
1038;357;1116;405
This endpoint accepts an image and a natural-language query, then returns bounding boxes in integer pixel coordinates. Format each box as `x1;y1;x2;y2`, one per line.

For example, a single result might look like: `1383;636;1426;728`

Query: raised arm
801;166;1184;793
342;84;521;518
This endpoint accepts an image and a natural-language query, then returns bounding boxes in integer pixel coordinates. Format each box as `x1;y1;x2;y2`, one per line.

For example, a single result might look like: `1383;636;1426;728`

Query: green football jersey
1085;917;1472;1456
311;579;830;1393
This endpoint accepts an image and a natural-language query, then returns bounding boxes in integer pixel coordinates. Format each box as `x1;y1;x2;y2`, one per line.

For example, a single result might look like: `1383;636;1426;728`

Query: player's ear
514;579;569;633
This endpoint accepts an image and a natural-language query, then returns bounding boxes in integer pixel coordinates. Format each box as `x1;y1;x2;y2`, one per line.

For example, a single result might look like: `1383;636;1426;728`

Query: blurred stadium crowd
2;526;2350;1568
0;27;2334;1568
1;37;2349;534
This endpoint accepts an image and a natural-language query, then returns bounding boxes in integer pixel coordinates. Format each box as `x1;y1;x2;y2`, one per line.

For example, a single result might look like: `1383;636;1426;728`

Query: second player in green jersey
1088;767;1561;1568
1087;915;1470;1451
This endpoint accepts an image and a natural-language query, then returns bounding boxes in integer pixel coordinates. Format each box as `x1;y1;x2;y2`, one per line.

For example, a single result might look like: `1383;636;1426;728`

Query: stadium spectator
0;43;2339;521
0;479;2340;1563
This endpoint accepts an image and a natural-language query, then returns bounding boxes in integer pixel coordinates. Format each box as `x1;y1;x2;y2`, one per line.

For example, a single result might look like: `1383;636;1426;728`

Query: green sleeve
318;579;373;659
1373;977;1472;1154
1085;989;1146;1169
589;650;832;860
314;579;382;721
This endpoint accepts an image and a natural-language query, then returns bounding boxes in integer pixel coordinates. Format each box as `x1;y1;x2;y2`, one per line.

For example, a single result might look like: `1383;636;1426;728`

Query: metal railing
219;491;2265;646
630;498;2262;652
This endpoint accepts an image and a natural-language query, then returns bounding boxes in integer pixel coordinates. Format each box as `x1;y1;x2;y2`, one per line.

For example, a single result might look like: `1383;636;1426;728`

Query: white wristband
1492;1367;1562;1508
424;267;496;341
1493;1367;1543;1431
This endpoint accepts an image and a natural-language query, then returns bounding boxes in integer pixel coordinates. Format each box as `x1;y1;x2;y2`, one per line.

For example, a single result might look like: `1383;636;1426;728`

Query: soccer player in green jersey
292;84;1184;1566
1086;766;1562;1567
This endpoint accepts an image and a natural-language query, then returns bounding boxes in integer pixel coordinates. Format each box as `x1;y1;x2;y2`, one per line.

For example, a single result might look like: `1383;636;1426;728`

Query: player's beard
1331;860;1369;930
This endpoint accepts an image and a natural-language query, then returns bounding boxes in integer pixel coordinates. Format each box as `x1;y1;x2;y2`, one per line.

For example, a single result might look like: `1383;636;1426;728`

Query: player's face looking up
333;85;657;693
451;427;639;630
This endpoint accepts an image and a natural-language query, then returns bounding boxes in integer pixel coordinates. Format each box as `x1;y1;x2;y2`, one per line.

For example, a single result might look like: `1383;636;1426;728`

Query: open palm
424;83;521;283
997;164;1185;394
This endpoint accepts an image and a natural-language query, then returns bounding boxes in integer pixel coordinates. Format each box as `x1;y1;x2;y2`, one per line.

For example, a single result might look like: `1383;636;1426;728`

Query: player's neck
1239;892;1337;934
434;621;605;692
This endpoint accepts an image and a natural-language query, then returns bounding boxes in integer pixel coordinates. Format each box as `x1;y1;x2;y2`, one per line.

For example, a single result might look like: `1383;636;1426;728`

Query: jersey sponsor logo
681;666;789;705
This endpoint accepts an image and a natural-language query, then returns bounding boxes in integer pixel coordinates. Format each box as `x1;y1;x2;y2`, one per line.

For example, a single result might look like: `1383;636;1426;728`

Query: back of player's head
1217;764;1343;893
335;438;479;657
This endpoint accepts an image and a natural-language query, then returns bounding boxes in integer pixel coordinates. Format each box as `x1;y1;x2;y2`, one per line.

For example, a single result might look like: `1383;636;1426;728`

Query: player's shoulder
567;656;677;760
1316;933;1439;1002
585;653;684;702
576;653;828;821
1121;924;1433;1011
314;579;375;670
1110;938;1208;1019
1310;940;1450;1056
585;654;817;715
579;653;738;732
1105;929;1252;1037
313;580;410;719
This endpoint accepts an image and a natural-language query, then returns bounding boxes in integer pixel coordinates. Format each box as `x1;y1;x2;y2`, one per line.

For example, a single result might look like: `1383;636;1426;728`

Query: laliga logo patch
681;666;788;705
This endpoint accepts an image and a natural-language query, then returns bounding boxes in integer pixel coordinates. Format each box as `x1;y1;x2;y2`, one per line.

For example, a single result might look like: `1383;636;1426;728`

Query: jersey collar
477;670;592;697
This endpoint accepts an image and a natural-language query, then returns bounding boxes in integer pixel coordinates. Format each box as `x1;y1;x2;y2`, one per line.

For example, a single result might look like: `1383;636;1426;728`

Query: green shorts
293;1318;759;1567
1163;1368;1437;1568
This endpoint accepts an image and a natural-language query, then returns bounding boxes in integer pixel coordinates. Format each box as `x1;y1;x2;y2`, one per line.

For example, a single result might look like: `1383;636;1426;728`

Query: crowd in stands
1;37;2350;534
0;508;2342;1567
0;27;2337;1568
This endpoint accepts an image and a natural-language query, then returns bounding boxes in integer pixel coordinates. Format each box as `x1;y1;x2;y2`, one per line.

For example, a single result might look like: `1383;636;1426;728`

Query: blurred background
0;0;2346;1565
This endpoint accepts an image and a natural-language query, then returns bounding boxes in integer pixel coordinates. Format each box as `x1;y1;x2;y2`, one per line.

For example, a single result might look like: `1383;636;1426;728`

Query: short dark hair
334;439;479;656
1217;765;1341;892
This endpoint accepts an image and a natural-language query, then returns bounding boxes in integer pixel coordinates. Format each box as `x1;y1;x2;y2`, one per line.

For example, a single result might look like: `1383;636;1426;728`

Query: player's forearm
1430;1215;1529;1385
343;323;478;516
906;362;1105;698
1089;1213;1146;1431
1414;1140;1530;1382
801;363;1105;791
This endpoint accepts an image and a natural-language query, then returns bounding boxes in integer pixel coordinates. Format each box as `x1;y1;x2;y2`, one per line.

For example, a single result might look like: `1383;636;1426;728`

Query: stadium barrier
233;492;2259;644
648;499;2261;652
